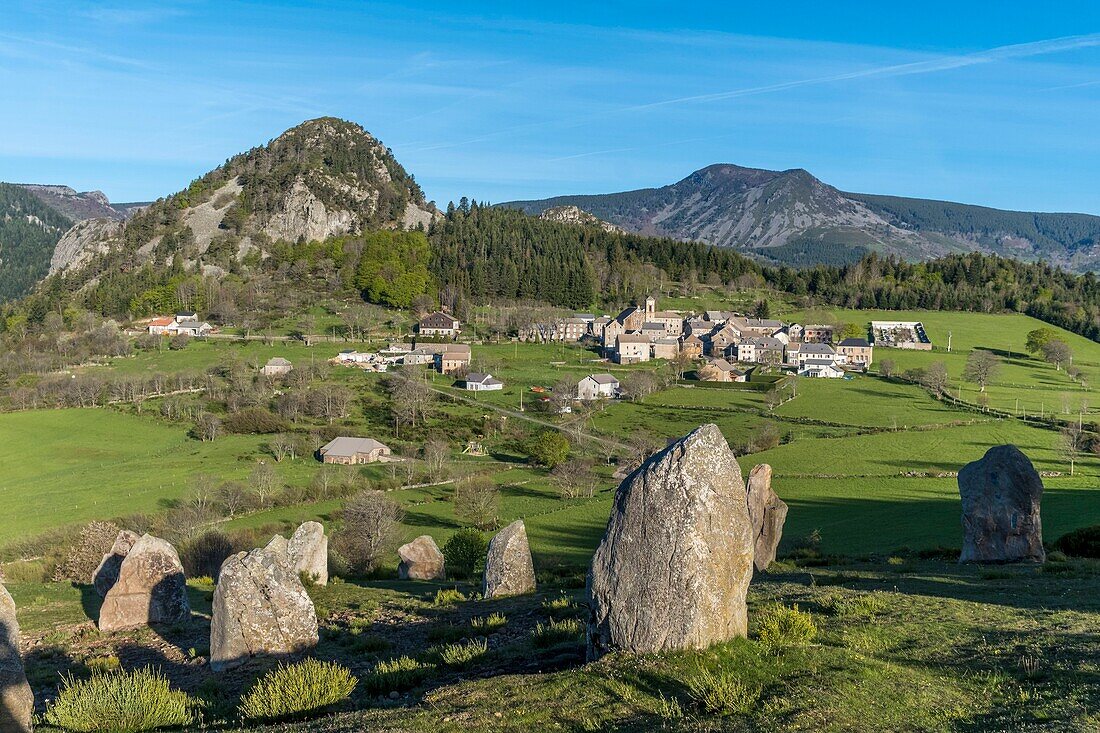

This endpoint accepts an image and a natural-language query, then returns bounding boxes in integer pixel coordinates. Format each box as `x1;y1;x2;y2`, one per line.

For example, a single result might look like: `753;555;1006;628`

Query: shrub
453;477;500;530
687;668;760;716
223;407;290;435
532;618;584;648
179;530;234;581
542;594;582;619
54;521;121;583
525;430;570;467
43;667;199;732
470;613;508;635
238;659;357;722
1054;525;1100;557
442;529;488;580
363;656;433;694
756;603;817;652
84;655;121;675
429;638;489;668
432;588;466;606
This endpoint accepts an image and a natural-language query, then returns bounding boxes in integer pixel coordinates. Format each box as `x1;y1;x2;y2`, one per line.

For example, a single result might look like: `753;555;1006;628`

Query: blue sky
3;1;1100;213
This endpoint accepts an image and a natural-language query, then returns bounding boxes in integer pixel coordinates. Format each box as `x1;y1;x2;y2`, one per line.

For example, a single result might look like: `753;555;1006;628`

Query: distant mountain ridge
14;184;144;222
502;164;1100;271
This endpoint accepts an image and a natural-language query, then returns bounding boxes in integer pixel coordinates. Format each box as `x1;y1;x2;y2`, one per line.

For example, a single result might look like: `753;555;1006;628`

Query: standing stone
746;464;788;572
483;520;536;598
92;530;140;597
0;584;33;733
959;445;1045;563
288;522;328;585
587;424;753;661
98;534;189;633
209;543;319;672
397;535;446;580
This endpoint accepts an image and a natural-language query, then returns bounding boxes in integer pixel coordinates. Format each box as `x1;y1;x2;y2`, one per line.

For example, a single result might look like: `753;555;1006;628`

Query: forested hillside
0;183;73;301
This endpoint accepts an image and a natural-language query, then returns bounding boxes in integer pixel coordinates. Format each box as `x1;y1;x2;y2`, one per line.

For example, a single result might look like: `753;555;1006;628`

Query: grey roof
803;358;841;367
176;320;207;330
587;374;619;384
743;336;784;349
573;313;595;320
265;357;292;366
465;372;502;385
641;322;666;330
617;333;650;344
655;336;680;345
800;342;837;355
320;436;390;458
745;318;783;329
839;338;870;347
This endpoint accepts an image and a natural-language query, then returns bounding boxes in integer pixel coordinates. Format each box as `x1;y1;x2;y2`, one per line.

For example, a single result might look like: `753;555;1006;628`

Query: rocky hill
503;164;1100;271
15;184;135;222
49;117;439;276
538;205;623;233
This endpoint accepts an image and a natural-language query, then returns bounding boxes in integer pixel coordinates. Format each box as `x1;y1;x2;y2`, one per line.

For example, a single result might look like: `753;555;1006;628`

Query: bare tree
335;490;405;573
216;480;250;517
963;350;1000;392
920;361;950;397
194;412;222;442
879;358;897;378
1042;339;1073;371
269;433;297;462
422;436;451;482
453;476;500;530
249;462;280;508
1062;423;1086;476
551;459;598;499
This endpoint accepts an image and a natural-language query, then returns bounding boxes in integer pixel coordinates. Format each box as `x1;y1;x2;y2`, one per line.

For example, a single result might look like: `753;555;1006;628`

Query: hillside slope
49;117;438;276
503;164;1100;270
0;183;75;301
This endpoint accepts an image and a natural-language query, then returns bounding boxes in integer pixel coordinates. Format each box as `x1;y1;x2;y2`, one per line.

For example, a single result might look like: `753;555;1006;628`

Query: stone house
418;311;461;338
434;344;472;374
652;337;680;360
319;437;392;464
615;334;651;364
707;325;741;357
557;318;590;342
802;324;836;344
796;342;841;367
837;338;874;368
260;357;293;376
736;336;785;365
680;334;704;359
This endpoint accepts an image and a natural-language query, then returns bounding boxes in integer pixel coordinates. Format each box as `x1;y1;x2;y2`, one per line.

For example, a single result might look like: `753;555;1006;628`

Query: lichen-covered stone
0;583;33;732
98;534;189;633
92;529;140;597
746;464;788;572
209;543;318;672
288;522;328;585
483;520;536;598
397;535;445;580
587;424;753;660
959;445;1045;563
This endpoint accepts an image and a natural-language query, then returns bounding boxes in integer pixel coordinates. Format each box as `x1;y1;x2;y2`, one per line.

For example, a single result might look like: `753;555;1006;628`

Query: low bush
470;613;508;634
542;594;583;619
43;667;199;732
179;530;234;580
238;659;357;722
442;529;488;580
54;521;121;584
1054;525;1100;558
687;668;760;716
432;588;467;606
84;655;121;675
363;656;433;694
532;618;584;648
756;603;817;652
428;638;489;668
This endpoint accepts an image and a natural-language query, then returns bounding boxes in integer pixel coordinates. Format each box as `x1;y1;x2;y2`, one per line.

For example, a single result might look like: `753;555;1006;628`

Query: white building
799;360;845;379
463;372;504;391
577;374;620;401
796;342;842;367
615;334;651;364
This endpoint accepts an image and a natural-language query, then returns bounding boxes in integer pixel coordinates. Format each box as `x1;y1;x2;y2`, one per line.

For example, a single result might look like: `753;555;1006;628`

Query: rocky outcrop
397;536;445;580
0;583;33;733
209;543;319;672
483;520;536;598
746;464;788;572
287;522;328;585
92;529;141;597
98;534;190;633
538;205;623;233
959;445;1045;563
587;424;753;660
49;217;123;273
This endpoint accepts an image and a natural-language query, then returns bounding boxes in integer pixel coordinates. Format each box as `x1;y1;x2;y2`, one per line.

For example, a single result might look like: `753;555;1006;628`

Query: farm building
260;357;293;376
578;374;620;401
463;373;504;391
318;437;392;464
434;344;472;374
147;317;176;335
418;311;461;337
